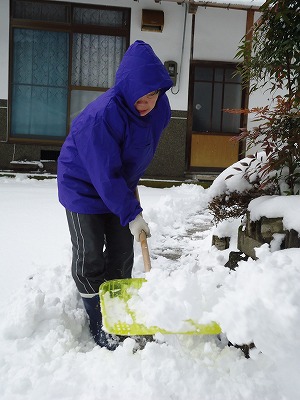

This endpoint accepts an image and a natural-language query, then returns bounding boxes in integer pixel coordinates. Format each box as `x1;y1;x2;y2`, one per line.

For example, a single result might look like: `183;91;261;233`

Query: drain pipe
171;1;188;95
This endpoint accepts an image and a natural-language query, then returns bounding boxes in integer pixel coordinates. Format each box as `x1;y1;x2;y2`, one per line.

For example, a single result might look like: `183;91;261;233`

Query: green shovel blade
99;278;221;336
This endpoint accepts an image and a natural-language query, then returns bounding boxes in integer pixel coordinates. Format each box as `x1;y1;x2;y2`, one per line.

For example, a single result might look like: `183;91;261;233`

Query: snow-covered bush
207;152;277;224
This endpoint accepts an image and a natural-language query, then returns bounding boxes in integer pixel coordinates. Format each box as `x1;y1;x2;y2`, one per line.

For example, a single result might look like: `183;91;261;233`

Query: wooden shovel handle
139;230;151;272
135;188;151;272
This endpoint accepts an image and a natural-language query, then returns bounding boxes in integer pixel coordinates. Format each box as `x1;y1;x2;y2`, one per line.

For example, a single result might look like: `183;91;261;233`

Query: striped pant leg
103;213;134;281
66;210;106;296
65;211;134;296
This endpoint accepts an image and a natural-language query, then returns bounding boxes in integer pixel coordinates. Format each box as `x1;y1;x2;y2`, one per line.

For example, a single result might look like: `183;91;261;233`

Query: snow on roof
193;0;265;9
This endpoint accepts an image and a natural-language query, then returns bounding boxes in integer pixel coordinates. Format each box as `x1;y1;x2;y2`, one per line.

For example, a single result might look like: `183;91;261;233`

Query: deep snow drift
0;173;299;400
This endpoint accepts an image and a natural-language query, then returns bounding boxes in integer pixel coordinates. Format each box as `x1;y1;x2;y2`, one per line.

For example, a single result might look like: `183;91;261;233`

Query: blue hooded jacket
57;40;173;226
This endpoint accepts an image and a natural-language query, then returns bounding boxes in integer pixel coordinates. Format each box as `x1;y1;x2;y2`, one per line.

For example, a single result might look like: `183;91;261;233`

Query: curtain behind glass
73;7;124;26
72;34;125;88
70;34;126;120
11;29;69;138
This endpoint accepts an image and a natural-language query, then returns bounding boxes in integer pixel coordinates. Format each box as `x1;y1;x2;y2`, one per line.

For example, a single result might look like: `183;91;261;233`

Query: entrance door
187;61;245;173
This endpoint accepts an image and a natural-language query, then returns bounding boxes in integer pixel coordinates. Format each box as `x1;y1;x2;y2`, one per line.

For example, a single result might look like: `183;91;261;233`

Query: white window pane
70;90;105;122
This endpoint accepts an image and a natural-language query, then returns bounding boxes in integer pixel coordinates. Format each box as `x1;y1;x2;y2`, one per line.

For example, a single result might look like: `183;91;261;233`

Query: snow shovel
99;232;221;336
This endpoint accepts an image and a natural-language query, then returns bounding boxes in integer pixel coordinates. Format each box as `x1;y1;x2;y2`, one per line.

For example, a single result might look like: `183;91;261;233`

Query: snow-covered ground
0;172;299;400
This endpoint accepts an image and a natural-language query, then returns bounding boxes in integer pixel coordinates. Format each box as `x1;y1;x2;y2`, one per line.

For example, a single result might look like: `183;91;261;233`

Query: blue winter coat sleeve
73;117;142;226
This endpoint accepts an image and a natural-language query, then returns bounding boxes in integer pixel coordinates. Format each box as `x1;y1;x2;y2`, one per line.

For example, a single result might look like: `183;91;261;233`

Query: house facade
0;0;264;179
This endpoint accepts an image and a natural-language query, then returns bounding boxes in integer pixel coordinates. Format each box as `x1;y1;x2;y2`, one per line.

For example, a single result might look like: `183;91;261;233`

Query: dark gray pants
66;210;134;295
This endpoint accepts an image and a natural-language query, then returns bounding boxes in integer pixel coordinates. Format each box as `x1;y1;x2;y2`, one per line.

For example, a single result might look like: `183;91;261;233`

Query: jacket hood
115;40;173;114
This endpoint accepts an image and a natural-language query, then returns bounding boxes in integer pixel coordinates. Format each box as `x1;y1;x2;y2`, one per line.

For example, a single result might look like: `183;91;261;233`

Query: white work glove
129;214;151;242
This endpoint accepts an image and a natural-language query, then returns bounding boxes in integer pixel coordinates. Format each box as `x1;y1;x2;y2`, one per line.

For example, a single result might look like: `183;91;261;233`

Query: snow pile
248;195;300;232
207;153;266;200
194;0;264;8
0;174;300;400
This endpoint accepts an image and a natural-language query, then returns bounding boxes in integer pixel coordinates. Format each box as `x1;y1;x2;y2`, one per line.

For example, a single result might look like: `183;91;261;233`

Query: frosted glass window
11;29;69;139
9;1;130;142
193;82;212;132
70;90;105;121
192;64;242;133
72;34;125;88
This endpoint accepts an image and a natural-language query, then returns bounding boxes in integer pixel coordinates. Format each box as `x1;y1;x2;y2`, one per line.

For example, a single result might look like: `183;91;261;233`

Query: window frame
8;0;131;145
186;60;248;173
189;60;246;135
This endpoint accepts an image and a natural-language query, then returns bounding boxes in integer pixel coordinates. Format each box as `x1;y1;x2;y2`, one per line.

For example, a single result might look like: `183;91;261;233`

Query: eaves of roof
153;0;264;11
